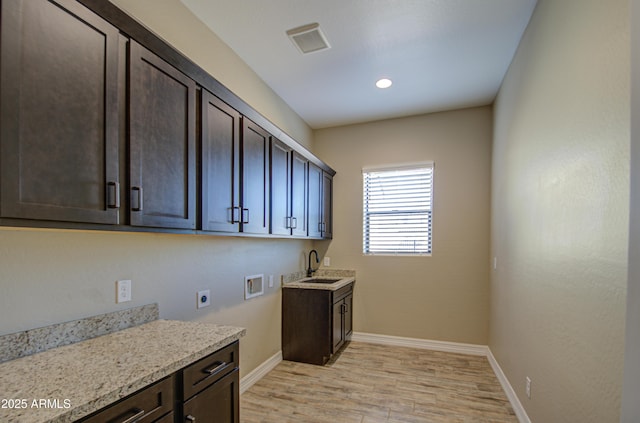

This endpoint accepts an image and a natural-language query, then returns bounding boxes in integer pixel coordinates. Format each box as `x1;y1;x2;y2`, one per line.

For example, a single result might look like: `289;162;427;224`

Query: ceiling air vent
286;23;331;54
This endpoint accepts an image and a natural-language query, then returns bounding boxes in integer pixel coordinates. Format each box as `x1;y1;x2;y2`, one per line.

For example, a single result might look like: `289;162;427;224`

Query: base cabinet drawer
79;375;174;423
182;341;239;399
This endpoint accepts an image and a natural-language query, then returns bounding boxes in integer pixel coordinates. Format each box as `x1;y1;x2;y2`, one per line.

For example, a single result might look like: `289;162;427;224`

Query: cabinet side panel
282;288;332;365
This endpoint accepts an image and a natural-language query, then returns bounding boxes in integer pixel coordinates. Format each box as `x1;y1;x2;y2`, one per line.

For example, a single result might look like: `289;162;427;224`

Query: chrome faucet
307;249;319;277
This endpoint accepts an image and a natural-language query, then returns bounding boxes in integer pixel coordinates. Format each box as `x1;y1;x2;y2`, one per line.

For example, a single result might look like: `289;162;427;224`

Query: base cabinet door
129;40;196;229
0;0;120;224
344;292;353;339
183;369;240;423
332;299;345;352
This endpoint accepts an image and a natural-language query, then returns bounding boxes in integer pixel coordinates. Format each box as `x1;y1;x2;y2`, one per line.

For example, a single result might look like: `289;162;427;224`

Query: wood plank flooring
241;342;517;423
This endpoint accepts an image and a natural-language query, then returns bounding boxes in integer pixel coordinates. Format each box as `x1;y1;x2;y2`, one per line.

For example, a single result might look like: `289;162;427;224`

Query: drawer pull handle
186;415;196;423
118;408;144;423
203;361;228;376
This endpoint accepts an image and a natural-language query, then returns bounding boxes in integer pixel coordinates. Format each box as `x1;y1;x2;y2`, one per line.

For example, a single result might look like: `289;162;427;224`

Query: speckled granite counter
0;320;245;423
283;269;356;291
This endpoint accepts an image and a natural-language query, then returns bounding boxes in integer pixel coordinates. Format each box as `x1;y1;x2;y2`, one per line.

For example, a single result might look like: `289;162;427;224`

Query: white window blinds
363;164;433;255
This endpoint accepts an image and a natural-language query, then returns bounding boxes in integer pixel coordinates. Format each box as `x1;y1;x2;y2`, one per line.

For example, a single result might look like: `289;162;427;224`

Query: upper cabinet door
129;40;196;229
321;172;333;239
270;139;291;236
0;0;120;224
241;119;270;235
291;152;308;237
201;90;241;233
308;163;323;238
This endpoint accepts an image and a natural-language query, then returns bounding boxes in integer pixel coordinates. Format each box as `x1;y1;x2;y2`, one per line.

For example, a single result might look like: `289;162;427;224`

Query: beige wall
0;0;316;377
314;107;492;345
490;0;629;421
622;1;640;420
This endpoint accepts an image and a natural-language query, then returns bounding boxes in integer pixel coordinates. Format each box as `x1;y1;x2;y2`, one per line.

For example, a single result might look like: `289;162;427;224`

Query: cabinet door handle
286;216;291;229
242;208;250;224
203;361;228;375
230;206;241;223
107;181;120;209
185;415;196;423
131;187;143;211
291;217;297;229
117;408;144;423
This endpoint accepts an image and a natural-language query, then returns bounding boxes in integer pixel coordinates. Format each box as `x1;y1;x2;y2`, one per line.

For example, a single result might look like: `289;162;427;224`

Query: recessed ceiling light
376;78;393;89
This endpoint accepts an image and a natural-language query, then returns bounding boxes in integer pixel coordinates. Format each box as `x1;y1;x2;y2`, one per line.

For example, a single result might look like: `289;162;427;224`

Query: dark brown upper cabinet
129;40;196;229
291;151;309;237
308;163;333;239
0;0;120;224
201;90;241;233
271;141;308;237
322;171;334;239
201;92;270;235
270;139;292;236
241;119;270;235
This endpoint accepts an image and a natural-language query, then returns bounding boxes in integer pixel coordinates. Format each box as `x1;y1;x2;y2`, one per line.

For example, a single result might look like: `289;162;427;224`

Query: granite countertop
0;320;245;423
282;276;356;291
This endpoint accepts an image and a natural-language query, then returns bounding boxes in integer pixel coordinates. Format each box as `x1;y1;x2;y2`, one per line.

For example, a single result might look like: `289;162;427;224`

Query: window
363;164;433;255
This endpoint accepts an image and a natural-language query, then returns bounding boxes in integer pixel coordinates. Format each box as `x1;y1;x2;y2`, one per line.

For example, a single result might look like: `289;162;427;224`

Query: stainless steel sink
300;277;342;284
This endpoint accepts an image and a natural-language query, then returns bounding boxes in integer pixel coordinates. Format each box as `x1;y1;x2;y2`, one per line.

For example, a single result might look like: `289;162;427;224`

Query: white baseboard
351;332;531;423
486;349;531;423
351;331;489;356
239;350;282;394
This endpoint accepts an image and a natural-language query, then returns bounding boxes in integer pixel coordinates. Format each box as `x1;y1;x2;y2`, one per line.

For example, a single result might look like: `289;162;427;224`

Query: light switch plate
116;280;132;303
323;256;331;266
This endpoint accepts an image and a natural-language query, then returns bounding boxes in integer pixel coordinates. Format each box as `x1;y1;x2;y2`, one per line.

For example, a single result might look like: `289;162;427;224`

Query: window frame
362;162;434;257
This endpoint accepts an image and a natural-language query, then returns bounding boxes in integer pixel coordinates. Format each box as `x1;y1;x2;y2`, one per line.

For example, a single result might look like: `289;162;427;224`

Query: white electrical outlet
526;377;532;399
324;256;331;267
197;290;211;309
268;275;274;288
116;280;132;303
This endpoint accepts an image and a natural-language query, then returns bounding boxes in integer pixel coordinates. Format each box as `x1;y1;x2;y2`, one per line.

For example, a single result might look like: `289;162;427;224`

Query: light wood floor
241;342;517;423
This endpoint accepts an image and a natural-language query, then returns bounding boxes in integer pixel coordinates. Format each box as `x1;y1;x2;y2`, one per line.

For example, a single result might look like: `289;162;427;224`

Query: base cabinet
79;341;239;423
282;283;354;365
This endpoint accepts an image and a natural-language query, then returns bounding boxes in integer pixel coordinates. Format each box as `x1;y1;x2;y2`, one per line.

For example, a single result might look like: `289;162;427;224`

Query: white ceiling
180;0;537;129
